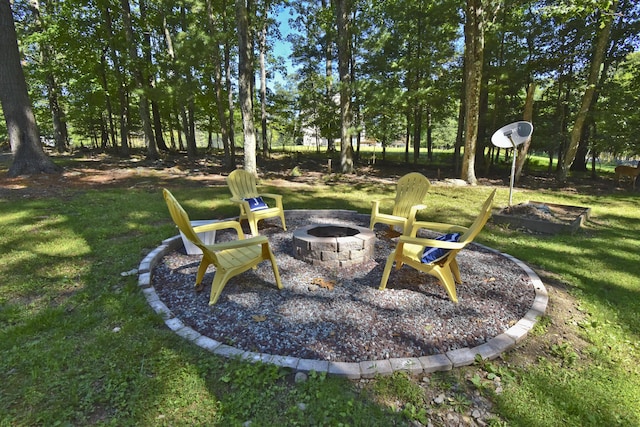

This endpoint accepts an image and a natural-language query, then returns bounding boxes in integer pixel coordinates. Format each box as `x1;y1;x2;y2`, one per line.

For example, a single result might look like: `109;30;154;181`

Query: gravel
152;211;535;363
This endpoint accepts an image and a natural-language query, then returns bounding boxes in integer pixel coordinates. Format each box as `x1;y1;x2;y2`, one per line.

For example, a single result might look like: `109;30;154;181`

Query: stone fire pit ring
293;224;375;267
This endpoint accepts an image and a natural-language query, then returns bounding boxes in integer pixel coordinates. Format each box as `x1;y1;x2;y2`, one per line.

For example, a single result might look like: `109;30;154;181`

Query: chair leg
278;212;287;231
248;217;259;236
450;258;462;284
260;242;283;289
379;252;396;290
195;261;211;292
431;266;459;303
269;257;284;290
237;206;248;224
209;270;232;305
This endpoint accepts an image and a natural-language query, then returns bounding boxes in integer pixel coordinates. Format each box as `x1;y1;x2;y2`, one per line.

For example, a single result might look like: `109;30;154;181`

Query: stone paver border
138;210;547;379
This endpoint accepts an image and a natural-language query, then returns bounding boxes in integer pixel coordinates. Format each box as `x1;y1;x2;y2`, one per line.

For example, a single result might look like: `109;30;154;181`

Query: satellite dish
491;121;533;148
490;121;534;206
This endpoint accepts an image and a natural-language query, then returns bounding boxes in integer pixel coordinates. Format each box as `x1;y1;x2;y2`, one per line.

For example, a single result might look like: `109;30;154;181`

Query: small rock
297;402;307;411
444;178;468;186
433;394;446;405
446;413;459;423
294;372;308;383
120;268;138;277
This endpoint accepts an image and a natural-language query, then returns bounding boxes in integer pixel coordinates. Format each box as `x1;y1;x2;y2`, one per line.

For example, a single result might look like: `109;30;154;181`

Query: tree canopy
1;0;639;181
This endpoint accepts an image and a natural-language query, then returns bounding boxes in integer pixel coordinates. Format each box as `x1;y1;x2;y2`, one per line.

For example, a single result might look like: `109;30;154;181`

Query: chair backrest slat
163;189;205;249
391;173;431;217
228;169;260;199
458;189;496;244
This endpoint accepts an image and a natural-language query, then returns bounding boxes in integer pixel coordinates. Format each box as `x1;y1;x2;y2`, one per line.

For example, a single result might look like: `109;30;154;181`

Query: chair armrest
409;221;468;237
205;235;269;251
258;193;284;209
407;203;428;219
193;220;245;239
231;195;282;209
398;235;466;250
371;198;395;215
371;197;395;206
258;193;283;202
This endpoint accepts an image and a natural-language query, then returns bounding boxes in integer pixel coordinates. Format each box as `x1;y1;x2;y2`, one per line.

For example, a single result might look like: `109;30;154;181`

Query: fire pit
292;224;375;268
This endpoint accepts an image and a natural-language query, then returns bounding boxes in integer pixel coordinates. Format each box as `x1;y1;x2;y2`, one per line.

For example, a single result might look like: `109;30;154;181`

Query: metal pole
509;143;517;206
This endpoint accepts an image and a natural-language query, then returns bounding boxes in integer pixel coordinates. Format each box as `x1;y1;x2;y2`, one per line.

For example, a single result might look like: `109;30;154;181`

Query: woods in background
1;0;639;180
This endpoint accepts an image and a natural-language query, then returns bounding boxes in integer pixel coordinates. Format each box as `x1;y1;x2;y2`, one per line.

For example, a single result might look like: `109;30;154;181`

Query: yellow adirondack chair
226;169;287;236
379;189;496;303
163;188;283;305
369;172;431;234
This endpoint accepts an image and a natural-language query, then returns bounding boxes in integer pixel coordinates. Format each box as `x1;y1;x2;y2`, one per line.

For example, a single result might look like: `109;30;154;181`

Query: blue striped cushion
421;233;460;263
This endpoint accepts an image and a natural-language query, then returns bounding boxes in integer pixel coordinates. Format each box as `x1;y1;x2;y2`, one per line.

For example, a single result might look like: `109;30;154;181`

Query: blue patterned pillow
244;197;269;211
421;233;461;263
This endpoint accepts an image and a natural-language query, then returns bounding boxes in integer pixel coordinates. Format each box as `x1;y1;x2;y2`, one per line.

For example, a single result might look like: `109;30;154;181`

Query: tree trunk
412;107;422;164
461;0;484;185
558;1;618;183
454;82;465;175
404;114;411;164
98;52;116;148
426;106;433;162
323;0;336;153
187;100;197;158
571;125;590;172
225;33;237;170
514;81;536;183
258;2;269;158
120;0;157;161
235;0;257;174
336;0;354;173
571;47;613;174
478;57;490;175
142;10;166;152
103;5;129;156
204;0;232;164
28;0;69;154
350;16;360;165
151;99;168;151
0;0;60;176
46;71;68;153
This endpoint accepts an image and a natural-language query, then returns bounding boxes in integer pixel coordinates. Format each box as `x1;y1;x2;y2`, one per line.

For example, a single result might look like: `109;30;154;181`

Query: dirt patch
499;203;572;223
493;201;592;235
1;148;618;201
506;268;589;366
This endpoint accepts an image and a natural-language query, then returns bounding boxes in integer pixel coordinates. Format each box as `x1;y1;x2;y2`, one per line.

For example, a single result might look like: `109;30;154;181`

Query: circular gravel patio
137;210;547;379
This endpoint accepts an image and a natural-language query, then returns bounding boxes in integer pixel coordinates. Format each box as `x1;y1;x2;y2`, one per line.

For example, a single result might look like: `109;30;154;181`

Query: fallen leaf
385;229;401;239
311;278;335;291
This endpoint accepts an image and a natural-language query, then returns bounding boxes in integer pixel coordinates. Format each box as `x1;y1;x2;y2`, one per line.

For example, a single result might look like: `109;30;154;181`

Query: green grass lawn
1;153;639;426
